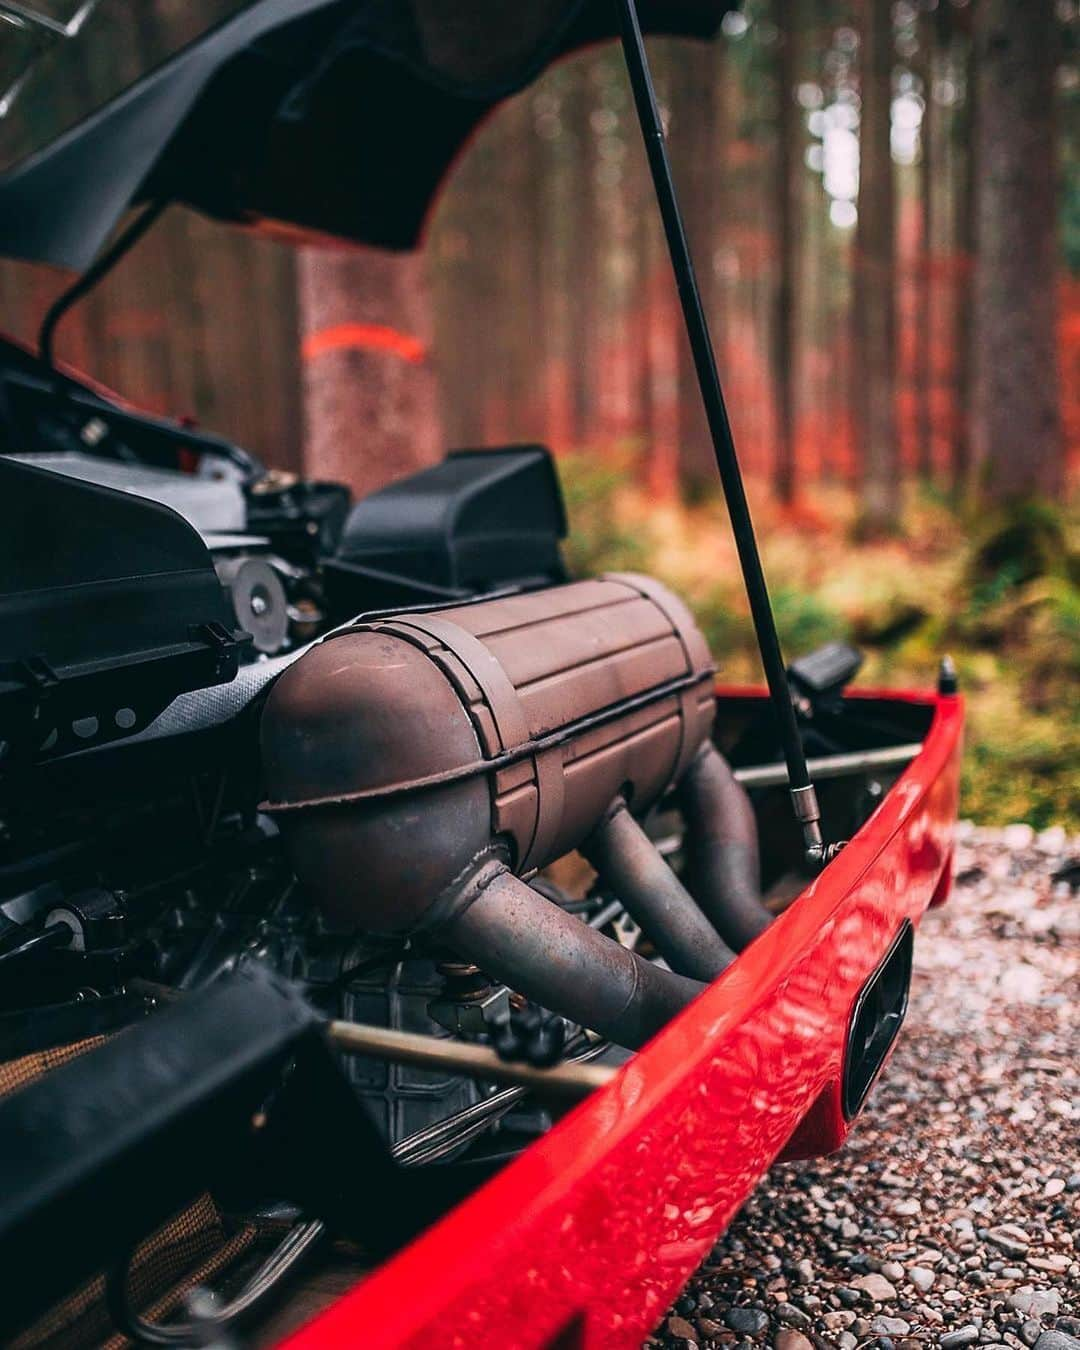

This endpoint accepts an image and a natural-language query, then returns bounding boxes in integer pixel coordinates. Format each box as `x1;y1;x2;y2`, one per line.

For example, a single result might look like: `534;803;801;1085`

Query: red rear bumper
284;688;963;1350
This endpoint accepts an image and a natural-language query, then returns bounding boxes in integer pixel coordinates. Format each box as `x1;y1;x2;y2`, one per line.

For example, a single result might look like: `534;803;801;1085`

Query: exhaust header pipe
261;577;769;1048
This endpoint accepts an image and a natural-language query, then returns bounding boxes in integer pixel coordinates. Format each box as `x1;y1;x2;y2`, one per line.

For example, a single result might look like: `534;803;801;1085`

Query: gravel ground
653;823;1079;1350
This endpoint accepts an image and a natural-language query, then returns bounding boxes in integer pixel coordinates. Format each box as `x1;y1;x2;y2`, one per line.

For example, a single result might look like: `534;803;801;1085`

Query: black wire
38;199;169;369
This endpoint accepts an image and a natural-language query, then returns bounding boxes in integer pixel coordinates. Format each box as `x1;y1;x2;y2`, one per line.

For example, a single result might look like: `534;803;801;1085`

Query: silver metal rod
328;1021;616;1100
733;743;921;791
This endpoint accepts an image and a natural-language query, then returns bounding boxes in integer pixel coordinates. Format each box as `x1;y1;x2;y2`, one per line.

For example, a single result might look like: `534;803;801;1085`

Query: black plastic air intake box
324;444;567;614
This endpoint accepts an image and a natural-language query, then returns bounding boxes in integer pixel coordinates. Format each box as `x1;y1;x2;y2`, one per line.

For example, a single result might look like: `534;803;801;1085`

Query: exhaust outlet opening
842;919;914;1119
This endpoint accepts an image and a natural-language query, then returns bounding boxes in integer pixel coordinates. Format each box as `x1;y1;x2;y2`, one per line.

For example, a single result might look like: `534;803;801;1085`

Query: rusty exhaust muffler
260;575;768;1048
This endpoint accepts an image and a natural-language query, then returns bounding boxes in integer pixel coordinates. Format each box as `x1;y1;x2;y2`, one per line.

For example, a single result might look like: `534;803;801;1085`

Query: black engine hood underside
0;0;726;272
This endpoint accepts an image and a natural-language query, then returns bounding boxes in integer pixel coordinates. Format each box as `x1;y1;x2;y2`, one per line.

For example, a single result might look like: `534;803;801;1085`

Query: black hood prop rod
615;0;841;872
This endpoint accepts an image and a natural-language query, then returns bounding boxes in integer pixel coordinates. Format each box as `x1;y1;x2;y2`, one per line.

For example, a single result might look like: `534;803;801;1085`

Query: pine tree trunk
670;38;719;496
772;0;800;506
643;44;679;498
853;0;900;535
971;0;1062;503
916;6;935;481
297;247;440;499
952;20;977;503
567;62;600;448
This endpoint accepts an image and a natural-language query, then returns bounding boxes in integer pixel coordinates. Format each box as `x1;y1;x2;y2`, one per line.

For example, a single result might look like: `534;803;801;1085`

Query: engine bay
0;346;934;1344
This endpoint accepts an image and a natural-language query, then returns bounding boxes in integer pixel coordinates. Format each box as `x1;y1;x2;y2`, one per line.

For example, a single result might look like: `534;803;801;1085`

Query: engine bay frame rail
732;741;923;789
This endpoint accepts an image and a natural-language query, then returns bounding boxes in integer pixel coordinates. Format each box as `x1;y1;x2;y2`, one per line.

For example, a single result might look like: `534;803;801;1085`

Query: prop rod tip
792;784;846;871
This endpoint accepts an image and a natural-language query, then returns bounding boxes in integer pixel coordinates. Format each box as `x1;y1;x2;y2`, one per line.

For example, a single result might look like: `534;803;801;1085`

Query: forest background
0;0;1077;826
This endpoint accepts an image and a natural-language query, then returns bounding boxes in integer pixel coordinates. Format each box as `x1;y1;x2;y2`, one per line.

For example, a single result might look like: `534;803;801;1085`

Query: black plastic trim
842;919;914;1120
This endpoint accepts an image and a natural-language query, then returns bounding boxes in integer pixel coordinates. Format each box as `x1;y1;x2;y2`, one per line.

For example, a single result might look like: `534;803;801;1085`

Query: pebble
872;1316;910;1335
880;1261;905;1283
940;1329;980;1349
852;1273;897;1302
909;1265;935;1292
1032;1335;1080;1350
987;1225;1032;1258
822;1311;856;1330
724;1307;769;1337
1027;1254;1070;1274
773;1334;813;1350
665;1316;698;1343
1008;1288;1062;1319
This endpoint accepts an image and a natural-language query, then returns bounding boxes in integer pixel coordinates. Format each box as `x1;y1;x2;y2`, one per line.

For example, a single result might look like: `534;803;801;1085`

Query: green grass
558;453;1080;830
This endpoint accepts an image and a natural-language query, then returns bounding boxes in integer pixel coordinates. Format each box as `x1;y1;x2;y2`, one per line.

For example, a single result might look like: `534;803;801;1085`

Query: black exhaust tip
842;920;914;1120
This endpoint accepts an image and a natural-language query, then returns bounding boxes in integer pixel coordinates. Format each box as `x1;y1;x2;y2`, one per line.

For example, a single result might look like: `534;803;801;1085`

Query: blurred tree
11;2;1075;513
915;0;936;481
771;0;801;505
950;4;978;502
643;43;680;498
297;248;440;497
971;0;1063;503
853;0;900;534
567;62;601;446
670;35;721;495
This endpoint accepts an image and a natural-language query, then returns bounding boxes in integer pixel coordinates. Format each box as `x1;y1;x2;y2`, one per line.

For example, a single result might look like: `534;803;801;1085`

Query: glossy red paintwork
284;687;963;1350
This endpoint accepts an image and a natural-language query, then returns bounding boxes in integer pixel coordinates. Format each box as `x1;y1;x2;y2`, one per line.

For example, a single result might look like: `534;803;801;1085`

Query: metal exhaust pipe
581;797;735;981
439;860;705;1051
677;742;773;951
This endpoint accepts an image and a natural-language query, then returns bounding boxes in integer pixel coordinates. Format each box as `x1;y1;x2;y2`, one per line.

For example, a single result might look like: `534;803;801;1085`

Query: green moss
558;451;651;577
560;457;1080;829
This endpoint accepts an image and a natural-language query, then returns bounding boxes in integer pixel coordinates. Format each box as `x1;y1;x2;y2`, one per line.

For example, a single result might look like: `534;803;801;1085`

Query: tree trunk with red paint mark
297;247;441;499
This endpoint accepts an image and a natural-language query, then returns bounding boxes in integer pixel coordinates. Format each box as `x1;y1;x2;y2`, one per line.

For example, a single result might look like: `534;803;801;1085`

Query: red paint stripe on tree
301;322;427;364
